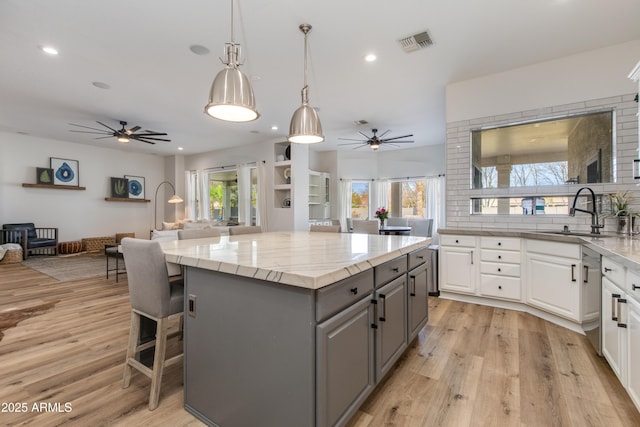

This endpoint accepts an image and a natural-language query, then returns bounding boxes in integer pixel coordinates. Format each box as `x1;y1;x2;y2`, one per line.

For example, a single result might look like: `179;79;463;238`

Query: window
206;170;238;221
351;182;369;218
389;180;426;218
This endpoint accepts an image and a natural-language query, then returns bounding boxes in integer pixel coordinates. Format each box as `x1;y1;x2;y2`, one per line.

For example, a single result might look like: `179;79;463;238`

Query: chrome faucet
569;187;603;234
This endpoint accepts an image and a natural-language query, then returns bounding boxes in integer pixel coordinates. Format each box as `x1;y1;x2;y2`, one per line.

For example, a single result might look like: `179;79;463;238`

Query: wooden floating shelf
22;183;86;190
104;198;151;203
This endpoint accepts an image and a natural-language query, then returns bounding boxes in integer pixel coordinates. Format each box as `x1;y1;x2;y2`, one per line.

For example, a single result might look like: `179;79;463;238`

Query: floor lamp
154;181;184;230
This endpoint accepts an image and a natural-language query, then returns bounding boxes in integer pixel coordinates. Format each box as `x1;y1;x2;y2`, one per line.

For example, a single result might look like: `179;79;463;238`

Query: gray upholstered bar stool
121;238;184;410
309;225;341;232
228;225;262;235
177;227;222;240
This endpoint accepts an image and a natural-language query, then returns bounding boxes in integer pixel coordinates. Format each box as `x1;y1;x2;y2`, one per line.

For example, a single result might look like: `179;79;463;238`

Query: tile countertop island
439;228;640;270
158;231;431;427
159;230;430;289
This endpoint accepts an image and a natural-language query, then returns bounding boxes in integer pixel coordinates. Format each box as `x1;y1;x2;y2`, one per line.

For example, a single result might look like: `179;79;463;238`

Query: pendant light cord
230;0;234;44
300;24;311;105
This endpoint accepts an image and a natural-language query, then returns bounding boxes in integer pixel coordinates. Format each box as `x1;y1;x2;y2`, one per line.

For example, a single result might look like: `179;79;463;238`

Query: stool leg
122;311;140;388
148;317;168;410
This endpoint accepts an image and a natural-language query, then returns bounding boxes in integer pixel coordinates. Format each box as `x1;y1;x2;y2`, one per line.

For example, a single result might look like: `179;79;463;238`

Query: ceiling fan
338;128;414;150
69;120;170;145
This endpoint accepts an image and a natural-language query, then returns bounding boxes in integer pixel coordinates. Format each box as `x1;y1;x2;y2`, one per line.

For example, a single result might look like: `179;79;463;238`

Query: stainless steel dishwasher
582;246;601;354
426;244;439;296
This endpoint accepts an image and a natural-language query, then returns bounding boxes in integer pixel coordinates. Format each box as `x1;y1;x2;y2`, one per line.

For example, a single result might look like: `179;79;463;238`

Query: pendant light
288;24;324;144
204;0;259;122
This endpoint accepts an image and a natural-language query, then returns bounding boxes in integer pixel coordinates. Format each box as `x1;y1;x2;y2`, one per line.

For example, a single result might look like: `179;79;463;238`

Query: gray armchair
1;223;58;259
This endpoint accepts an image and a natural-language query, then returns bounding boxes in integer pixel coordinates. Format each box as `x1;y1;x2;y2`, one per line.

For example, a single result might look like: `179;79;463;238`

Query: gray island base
161;231;430;427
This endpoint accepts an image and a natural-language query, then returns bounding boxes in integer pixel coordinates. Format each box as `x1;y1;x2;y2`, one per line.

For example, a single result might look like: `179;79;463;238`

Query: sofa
1;223;58;260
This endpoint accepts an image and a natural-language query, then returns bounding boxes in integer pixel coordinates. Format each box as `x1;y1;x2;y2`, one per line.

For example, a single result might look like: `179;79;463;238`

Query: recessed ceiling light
271;125;278;131
92;81;111;90
364;54;376;62
250;130;259;134
39;45;59;55
189;44;210;55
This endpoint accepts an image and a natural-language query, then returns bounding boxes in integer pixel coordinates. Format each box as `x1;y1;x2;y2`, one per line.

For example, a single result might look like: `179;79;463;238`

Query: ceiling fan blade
378;129;391;138
94;136;115;140
69;123;111;132
69;130;111;135
358;131;371;139
381;134;413;142
338;138;367;142
139;140;156;145
383;140;414;144
133;136;171;142
96;121;118;133
352;144;368;150
136;132;168;137
338;142;367;146
127;125;141;134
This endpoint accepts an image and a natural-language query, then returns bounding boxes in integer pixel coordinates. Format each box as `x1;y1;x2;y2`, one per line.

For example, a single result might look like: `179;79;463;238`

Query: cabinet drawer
480;237;520;251
440;234;476;247
480;262;520;277
527;239;580;259
479;275;521;301
602;257;625;287
316;270;374;322
480;249;521;264
627;269;640;301
408;247;429;270
374;256;408;288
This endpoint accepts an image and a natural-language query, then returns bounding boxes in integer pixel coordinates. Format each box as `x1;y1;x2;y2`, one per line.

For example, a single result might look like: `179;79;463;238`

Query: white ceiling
1;0;639;156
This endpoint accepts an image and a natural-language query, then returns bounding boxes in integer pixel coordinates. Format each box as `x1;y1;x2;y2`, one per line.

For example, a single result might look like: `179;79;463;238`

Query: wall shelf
104;197;151;203
22;183;86;190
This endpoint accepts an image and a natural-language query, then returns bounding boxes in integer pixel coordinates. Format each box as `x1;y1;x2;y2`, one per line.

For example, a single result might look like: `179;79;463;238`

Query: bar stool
121;238;184;410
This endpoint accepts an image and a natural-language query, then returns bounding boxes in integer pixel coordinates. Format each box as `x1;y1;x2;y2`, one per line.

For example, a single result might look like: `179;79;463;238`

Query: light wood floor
1;262;639;426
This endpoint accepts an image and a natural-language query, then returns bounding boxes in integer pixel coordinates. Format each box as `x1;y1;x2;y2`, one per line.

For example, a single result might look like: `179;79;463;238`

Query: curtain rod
340;174;444;181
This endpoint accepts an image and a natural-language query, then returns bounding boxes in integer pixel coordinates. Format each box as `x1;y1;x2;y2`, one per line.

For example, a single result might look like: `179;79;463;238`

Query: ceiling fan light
288;104;323;143
205;66;259;122
370;142;380;150
117;135;130;144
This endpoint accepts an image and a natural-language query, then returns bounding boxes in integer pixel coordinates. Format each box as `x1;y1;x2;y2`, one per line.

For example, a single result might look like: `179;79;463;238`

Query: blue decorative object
125;175;145;199
50;157;79;186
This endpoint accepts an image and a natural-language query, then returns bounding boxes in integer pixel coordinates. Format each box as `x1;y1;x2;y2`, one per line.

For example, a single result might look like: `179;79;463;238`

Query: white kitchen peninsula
160;231;430;427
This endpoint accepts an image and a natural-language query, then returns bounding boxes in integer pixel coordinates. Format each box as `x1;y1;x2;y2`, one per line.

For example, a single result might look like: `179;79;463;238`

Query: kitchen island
160;231;430;427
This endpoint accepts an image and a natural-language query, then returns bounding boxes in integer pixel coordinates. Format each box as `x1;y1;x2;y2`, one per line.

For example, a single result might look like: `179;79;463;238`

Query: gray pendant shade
205;63;259;122
203;0;259;123
288;24;323;144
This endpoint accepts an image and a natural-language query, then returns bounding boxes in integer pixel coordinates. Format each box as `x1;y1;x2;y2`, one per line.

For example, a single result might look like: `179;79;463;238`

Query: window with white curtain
186;170;200;221
351;181;370;218
388;180;427;218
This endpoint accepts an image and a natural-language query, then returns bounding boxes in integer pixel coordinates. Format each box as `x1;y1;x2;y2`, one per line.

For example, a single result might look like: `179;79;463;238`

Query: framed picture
124;175;145;199
110;177;129;198
36;167;54;185
50;157;79;186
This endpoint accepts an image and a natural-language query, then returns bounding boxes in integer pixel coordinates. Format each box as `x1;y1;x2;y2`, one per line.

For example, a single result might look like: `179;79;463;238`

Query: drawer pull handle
571;264;576;282
612;293;621;321
350;287;358;295
188;294;197;318
604;267;612;272
392;267;399;273
417;255;424;259
470;250;474;265
410;275;416;296
583;266;589;283
633;284;640;291
618;298;628;328
379;294;386;322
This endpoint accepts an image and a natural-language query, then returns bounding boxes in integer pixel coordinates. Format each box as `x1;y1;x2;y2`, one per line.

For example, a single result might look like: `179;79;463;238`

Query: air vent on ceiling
398;30;433;53
353;119;369;126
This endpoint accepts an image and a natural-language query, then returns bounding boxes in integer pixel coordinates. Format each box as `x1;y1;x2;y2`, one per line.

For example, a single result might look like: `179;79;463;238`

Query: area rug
22;254;107;281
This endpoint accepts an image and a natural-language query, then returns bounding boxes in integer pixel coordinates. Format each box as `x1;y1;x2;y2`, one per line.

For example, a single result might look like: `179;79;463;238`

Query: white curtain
257;161;269;231
337;179;352;232
200;169;211;220
237;163;251;226
372;179;389;217
426;176;445;243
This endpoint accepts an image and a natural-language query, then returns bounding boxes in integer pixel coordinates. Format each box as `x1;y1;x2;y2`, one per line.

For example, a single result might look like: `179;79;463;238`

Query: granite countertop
160;231;430;290
439;228;640;271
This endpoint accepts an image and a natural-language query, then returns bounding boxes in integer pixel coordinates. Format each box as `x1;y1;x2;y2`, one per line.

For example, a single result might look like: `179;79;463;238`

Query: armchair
1;223;58;260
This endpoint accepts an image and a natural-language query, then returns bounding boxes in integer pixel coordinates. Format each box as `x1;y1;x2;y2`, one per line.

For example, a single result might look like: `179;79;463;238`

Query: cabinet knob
498;268;501;272
498;255;502;259
498;285;502;290
350;287;358;295
455;239;459;243
498;242;502;246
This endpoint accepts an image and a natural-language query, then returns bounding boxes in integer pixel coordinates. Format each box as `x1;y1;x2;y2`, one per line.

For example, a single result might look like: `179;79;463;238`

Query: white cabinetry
525;239;581;322
439;234;476;295
309;171;330;221
479;237;521;301
627;295;640;409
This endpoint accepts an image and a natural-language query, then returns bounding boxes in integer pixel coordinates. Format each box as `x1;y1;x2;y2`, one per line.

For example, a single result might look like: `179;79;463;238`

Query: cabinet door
317;296;375;427
375;276;408;380
407;264;429;341
628;297;640;410
602;277;626;385
526;253;581;321
440;246;476;294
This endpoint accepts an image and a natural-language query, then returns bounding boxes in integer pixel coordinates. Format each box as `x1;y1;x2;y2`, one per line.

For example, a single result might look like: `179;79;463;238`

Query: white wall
447;40;640;123
0;132;164;241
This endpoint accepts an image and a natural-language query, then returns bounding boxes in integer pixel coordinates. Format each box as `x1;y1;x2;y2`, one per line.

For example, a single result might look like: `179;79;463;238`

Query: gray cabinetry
316;296;375;427
407;262;429;341
375;275;407;379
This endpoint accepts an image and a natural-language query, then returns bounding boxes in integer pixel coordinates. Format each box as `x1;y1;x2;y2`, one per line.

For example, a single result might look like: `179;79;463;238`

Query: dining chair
387;217;409;226
409;219;433;237
121;238;184;410
228;225;263;235
309;225;341;233
352;220;379;235
177;228;222;240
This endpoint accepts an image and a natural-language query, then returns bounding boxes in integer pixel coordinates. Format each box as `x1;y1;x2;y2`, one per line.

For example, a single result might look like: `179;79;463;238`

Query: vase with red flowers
375;207;389;228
